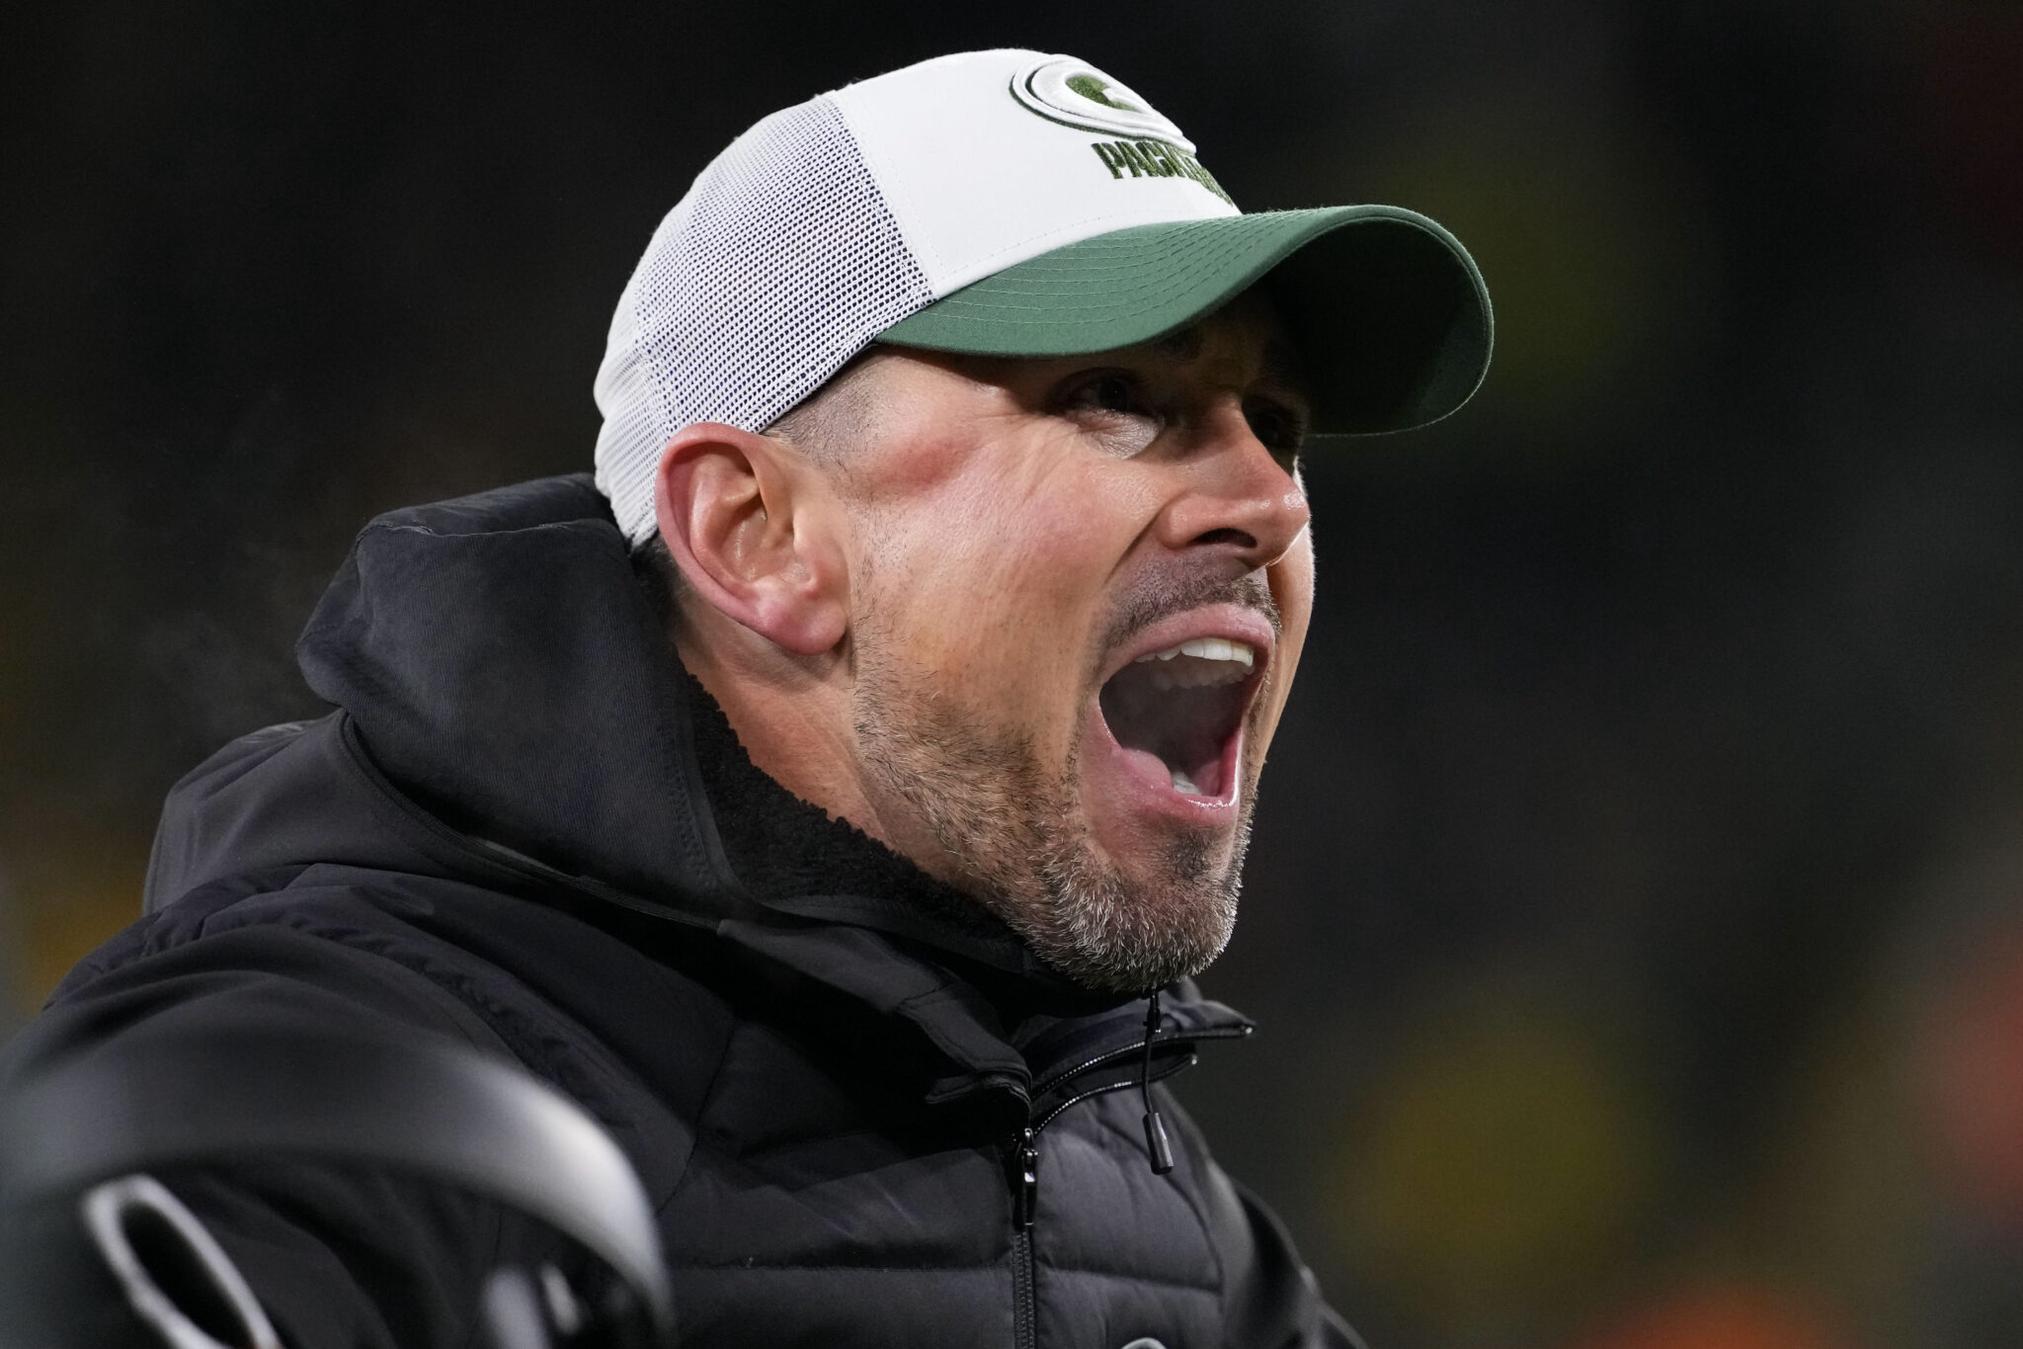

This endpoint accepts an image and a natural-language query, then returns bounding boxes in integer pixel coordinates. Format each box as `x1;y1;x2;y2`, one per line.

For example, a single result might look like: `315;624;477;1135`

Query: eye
1244;396;1308;470
1064;371;1148;417
1056;369;1163;456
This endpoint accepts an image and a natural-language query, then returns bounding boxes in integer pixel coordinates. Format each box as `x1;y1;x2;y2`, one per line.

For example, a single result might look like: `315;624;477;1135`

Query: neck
674;606;987;898
674;637;1013;945
674;616;881;836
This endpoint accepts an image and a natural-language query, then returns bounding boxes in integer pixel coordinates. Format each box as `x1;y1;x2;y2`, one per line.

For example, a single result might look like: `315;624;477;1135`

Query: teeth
1170;768;1199;793
1130;637;1256;689
1180;637;1253;667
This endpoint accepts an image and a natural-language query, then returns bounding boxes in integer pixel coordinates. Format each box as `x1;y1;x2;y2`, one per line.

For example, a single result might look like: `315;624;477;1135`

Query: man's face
833;290;1315;993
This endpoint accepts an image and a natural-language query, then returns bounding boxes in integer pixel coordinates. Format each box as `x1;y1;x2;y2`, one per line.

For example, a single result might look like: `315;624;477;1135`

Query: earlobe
650;423;847;656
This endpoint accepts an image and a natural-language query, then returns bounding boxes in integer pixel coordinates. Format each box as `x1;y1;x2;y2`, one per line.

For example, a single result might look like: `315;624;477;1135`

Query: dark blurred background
4;2;2021;1345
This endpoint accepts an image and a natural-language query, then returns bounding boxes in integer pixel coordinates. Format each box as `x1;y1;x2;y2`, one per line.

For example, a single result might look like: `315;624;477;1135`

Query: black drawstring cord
1140;991;1174;1174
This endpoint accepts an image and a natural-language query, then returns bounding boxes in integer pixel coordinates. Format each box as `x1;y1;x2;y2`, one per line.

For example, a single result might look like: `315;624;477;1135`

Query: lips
1088;605;1274;814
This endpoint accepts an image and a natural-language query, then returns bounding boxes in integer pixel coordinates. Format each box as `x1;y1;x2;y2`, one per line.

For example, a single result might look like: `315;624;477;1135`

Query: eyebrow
1152;326;1204;362
1149;325;1314;413
1257;339;1314;412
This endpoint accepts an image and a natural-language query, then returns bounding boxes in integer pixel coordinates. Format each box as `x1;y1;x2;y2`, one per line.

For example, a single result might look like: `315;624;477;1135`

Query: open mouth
1097;636;1260;799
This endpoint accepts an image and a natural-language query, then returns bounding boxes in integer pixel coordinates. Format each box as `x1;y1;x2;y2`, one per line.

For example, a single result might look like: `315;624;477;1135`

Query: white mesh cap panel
593;94;932;546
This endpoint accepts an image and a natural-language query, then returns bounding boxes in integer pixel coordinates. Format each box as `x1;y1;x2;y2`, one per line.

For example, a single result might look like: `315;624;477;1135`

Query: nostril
1190;527;1255;550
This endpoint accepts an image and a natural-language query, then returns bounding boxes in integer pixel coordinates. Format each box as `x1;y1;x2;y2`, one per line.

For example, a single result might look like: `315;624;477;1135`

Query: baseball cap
594;48;1493;546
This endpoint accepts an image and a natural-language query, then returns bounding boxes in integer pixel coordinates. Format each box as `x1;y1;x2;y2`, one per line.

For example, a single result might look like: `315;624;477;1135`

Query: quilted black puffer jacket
0;476;1358;1348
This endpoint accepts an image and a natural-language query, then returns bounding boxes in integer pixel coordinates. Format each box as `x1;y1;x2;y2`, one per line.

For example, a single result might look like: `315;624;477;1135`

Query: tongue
1116;743;1178;793
1110;736;1220;797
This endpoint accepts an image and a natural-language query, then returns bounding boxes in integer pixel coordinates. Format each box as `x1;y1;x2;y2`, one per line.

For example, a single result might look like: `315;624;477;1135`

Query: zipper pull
1011;1126;1039;1230
1140;993;1175;1175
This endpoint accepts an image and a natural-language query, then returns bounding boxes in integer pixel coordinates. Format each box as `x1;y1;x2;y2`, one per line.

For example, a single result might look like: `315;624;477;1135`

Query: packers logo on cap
1009;55;1196;152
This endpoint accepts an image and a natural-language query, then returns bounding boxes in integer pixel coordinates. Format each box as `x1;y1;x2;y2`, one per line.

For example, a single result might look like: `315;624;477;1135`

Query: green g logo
1010;56;1195;151
1065;73;1142;113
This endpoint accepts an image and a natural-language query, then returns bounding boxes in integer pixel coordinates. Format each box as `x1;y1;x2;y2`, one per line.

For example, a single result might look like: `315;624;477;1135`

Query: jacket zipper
1002;1023;1248;1347
1010;1125;1039;1348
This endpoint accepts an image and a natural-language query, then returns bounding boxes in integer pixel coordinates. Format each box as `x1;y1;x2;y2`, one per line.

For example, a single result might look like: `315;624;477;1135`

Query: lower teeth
1170;768;1199;793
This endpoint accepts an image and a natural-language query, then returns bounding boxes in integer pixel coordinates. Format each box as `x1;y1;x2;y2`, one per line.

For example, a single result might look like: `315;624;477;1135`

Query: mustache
1094;566;1282;677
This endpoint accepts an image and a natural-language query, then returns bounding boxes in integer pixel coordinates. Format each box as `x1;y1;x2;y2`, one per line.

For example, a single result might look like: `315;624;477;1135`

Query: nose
1152;399;1311;568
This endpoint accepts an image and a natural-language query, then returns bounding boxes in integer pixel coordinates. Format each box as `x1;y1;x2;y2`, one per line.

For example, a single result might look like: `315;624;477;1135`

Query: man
0;49;1489;1347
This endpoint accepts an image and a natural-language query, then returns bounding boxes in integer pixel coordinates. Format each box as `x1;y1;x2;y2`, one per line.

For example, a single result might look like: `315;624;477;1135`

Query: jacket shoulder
19;874;737;1203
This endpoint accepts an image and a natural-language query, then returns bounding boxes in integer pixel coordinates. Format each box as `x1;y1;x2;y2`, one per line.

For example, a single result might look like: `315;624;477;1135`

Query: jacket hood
294;474;741;914
143;473;741;917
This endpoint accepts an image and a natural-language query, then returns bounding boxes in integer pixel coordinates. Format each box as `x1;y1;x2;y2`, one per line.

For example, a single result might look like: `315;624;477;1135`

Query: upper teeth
1131;638;1256;689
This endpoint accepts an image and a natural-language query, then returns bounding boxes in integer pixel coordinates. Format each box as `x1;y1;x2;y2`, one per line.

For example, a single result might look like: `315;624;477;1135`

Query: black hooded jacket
1;475;1356;1348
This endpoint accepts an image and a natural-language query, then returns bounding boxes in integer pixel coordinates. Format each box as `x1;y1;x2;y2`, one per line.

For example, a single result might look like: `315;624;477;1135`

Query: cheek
858;462;1127;710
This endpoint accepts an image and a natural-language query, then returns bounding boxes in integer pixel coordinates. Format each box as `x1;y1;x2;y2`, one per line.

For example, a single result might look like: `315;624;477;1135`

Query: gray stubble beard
852;646;1253;994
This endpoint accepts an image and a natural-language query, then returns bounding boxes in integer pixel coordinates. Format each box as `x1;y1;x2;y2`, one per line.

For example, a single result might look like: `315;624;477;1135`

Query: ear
650;422;847;655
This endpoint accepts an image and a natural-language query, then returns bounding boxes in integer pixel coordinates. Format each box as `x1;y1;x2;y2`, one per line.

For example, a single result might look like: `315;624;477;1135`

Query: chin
1034;768;1259;994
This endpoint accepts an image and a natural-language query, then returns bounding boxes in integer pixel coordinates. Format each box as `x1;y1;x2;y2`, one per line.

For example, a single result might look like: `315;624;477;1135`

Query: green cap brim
877;205;1493;436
